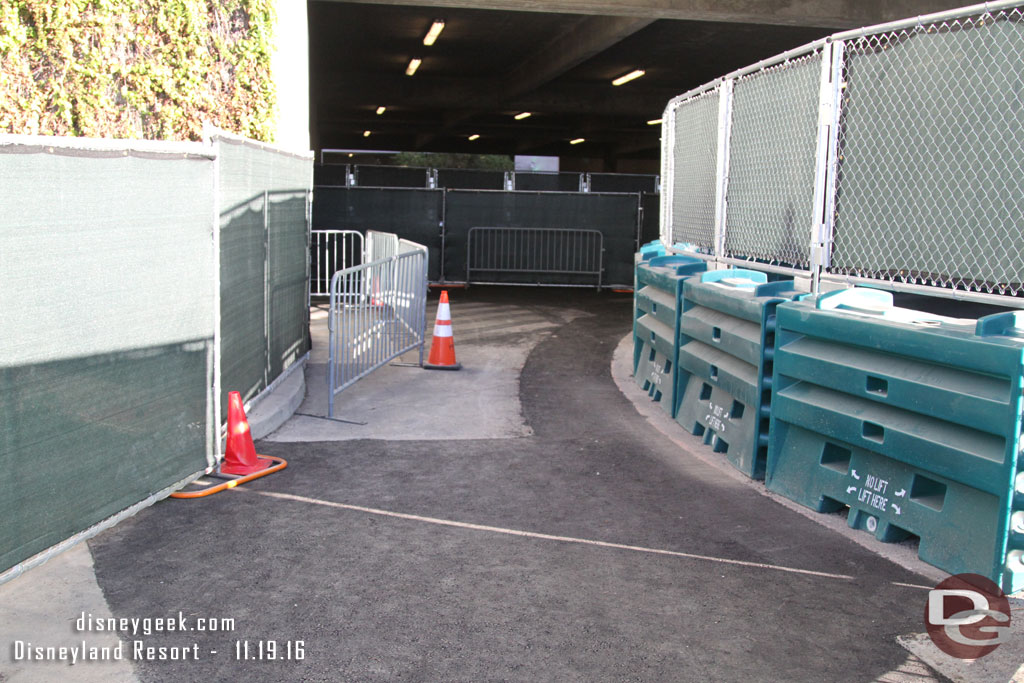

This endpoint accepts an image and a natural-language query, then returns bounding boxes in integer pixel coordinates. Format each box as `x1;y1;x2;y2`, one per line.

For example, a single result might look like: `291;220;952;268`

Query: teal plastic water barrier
634;240;667;292
633;255;707;415
674;270;800;479
766;288;1024;593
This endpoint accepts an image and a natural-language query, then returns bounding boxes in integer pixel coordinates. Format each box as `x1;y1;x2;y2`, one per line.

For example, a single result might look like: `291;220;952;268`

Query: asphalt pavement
75;287;962;682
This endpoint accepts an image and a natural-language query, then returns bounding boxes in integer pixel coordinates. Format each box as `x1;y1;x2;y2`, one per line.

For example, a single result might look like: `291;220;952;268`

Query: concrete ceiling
308;0;967;165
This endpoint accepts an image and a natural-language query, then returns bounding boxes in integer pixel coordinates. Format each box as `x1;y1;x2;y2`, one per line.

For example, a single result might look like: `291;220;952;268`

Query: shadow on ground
89;288;940;682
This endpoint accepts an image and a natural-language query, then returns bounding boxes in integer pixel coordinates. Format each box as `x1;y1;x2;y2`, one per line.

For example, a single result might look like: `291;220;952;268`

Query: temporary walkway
1;288;1021;682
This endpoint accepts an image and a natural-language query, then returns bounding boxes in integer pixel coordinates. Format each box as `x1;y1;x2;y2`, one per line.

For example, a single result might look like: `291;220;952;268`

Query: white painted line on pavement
244;489;857;581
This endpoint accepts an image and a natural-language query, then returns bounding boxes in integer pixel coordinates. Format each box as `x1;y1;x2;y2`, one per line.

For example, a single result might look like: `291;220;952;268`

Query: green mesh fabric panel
219;200;268;405
214;136;312;409
444;190;639;286
0;142;215;573
312;187;443;281
268;196;311;379
1;342;210;571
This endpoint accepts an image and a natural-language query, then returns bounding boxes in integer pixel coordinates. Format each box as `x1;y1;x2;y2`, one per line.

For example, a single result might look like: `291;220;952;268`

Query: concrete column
271;0;311;152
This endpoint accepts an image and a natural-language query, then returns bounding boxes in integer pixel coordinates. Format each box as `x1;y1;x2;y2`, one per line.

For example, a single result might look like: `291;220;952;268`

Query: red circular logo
924;573;1011;660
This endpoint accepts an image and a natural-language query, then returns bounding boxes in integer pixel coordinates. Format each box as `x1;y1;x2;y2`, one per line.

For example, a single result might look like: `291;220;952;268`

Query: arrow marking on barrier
851;469;861;480
895;488;906;497
846;486;857;494
891;504;902;515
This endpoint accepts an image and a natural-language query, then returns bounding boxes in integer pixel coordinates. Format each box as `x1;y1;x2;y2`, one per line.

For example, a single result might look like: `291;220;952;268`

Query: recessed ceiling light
647;118;662;125
376;106;386;115
405;58;422;76
569;138;585;145
514;112;531;120
423;20;445;46
348;153;354;158
612;69;645;86
468;134;480;141
363;130;371;137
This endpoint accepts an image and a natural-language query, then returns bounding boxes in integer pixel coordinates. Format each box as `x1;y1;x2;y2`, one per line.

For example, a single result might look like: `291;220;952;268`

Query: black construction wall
436;168;505;190
514;172;583;192
355;165;430;188
640;192;661;245
314;164;349;186
591;173;658;194
444;190;640;286
312;187;443;281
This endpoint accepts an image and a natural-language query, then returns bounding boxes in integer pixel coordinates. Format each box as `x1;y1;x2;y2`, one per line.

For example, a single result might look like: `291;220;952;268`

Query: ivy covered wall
0;0;277;142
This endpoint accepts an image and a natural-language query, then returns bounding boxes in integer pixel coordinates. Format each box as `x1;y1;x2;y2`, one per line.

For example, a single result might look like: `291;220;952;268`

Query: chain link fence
666;87;721;253
724;50;822;269
829;6;1024;295
661;0;1024;305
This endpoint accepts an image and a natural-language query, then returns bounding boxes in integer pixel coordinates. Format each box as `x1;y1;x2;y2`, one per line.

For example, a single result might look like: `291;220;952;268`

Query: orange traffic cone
371;275;383;307
424;290;461;370
219;391;277;476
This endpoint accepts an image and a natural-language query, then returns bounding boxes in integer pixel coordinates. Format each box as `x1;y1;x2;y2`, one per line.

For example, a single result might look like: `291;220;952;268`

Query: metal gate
466;226;604;288
327;238;428;416
310;229;363;297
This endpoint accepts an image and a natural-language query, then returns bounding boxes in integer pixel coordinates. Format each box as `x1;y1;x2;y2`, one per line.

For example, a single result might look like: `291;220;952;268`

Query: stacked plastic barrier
632;255;707;414
766;288;1024;593
634;240;667;292
674;270;800;479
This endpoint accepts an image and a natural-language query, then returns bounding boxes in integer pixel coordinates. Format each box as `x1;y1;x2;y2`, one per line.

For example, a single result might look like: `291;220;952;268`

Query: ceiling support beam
319;0;967;30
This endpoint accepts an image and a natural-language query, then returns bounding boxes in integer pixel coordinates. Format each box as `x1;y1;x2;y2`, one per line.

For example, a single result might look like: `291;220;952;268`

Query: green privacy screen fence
0;130;312;581
213;130;313;412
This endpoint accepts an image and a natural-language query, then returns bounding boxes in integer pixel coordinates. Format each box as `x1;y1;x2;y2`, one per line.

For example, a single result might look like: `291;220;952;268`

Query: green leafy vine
0;0;276;141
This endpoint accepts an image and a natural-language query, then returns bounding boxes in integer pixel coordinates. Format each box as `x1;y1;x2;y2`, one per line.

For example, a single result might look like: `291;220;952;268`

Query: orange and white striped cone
424;290;462;371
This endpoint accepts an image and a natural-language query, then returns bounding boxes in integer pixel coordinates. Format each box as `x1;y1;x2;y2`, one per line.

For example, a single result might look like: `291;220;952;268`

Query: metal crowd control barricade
310;230;364;297
366;229;399;262
632;256;707;415
766;288;1024;593
674;269;800;480
465;227;604;288
327;238;428;417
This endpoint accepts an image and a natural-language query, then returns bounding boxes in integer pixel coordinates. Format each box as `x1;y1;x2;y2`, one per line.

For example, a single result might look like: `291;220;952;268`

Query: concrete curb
248;360;307;440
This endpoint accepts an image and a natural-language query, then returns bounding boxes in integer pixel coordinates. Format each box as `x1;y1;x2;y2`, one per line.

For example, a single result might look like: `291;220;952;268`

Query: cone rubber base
219;454;278;477
170;455;287;499
423;362;462;371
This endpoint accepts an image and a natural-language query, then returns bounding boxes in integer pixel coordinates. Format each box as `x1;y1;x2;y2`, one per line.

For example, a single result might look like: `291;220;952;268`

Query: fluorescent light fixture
376;106;386;115
514;112;531;120
405;58;422;76
647;118;663;125
569;137;585;145
423;20;445;46
612;69;645;86
468;134;480;141
363;130;371;137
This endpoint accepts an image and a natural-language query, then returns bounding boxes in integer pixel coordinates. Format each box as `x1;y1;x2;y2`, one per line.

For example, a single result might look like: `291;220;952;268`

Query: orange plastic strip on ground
170;456;288;499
